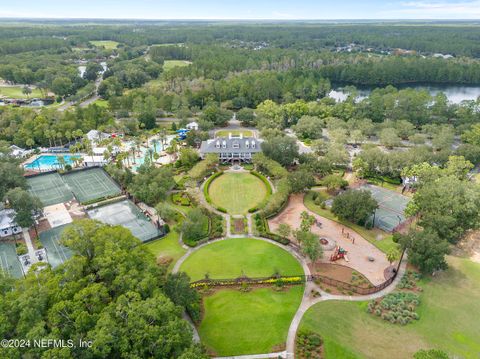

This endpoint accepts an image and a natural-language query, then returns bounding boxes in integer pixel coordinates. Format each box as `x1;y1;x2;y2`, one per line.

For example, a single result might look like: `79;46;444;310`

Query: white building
86;130;110;144
82;155;109;167
0;209;22;238
10;145;33;158
186;121;199;131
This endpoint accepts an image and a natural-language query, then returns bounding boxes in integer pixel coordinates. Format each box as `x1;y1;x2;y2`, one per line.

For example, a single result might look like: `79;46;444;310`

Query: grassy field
300;256;480;359
304;190;397;253
200;286;304;356
179;237;303;281
208;172;269;214
91;99;109;108
0;86;43;99
163;60;192;71
215;129;253;137
89;40;120;50
145;229;186;272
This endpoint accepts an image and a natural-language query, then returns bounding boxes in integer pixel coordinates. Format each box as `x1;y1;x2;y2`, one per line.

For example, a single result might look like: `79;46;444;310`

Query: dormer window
251;140;255;148
232;141;239;149
245;140;249;149
216;140;220;148
222;140;227;149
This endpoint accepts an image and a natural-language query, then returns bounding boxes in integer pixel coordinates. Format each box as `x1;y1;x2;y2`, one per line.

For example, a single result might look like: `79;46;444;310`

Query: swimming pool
24;155;77;171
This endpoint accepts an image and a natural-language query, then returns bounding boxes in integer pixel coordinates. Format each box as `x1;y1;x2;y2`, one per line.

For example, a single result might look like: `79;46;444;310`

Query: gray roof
199;137;262;154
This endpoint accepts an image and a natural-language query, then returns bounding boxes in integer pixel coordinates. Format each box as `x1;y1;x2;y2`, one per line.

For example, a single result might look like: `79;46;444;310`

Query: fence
190;249;405;295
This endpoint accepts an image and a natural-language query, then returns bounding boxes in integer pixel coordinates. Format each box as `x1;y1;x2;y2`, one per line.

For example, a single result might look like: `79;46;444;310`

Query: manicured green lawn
300;256;480;359
163;60;192;71
215;129;253;137
304;190;397;253
0;86;43;99
89;40;120;49
92;99;109;108
200;286;304;356
179;237;303;281
208;172;269;214
145;228;186;271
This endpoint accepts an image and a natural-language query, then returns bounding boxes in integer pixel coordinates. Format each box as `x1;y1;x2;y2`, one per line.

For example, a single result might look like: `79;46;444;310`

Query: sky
0;0;479;20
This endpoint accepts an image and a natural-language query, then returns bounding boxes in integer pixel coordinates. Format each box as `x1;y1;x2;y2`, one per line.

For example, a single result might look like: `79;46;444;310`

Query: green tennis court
359;184;410;232
62;168;121;203
87;200;161;242
0;242;24;278
27;173;73;206
39;225;72;268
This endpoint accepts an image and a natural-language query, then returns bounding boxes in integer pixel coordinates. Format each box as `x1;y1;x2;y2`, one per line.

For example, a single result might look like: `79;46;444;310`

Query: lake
329;84;480;104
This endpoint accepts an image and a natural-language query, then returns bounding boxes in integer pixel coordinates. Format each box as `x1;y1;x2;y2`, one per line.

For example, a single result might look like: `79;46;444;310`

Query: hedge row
262;177;291;218
203;171;224;210
248;170;273;213
253;213;290;245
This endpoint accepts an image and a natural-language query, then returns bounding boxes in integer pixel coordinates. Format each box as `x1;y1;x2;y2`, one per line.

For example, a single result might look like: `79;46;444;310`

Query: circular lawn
208;172;269;214
179;237;305;356
179;237;303;281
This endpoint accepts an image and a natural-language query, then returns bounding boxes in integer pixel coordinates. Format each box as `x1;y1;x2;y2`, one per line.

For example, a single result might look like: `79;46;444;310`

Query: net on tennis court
358;184;410;232
39;224;72;268
87;200;161;242
62;167;121;203
0;242;24;278
27;173;73;206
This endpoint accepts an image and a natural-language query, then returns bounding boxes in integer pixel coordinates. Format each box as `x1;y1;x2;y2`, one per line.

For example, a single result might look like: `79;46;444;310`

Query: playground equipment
176;128;190;140
330;246;349;262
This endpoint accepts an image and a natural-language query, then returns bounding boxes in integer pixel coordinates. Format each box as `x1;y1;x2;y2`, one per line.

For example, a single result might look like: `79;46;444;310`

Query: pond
329;84;480;104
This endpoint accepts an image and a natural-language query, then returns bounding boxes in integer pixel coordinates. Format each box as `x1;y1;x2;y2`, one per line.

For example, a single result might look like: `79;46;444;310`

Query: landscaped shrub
172;192;191;206
262;177;291;218
16;243;28;256
203;171;224;205
296;330;323;359
368;292;420;325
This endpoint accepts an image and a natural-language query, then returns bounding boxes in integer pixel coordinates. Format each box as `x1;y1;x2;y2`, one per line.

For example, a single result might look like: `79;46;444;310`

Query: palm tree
26;138;35;149
152;138;159;154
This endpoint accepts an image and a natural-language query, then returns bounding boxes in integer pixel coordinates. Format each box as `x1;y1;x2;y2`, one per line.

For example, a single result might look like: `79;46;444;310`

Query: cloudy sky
0;0;479;20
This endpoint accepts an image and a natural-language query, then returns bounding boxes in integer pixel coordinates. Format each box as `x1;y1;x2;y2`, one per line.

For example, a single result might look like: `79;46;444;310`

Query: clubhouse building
199;133;262;163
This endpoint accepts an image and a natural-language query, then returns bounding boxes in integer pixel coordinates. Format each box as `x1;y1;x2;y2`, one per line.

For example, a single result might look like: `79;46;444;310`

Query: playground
87;200;161;242
359;184;410;232
0;242;24;278
62;167;121;203
39;225;72;268
269;194;390;285
26;172;73;206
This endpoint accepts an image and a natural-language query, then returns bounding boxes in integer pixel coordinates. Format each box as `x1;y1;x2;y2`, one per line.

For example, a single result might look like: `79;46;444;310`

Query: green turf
0;86;43;99
145;227;186;272
208;172;269;214
89;40;119;50
199;286;304;356
304;191;397;253
163;60;192;71
62;168;121;203
179;237;303;281
215;130;253;137
300;256;480;359
92;99;109;108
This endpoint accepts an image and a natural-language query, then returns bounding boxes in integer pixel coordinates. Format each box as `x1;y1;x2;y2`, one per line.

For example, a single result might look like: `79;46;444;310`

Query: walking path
174;178;407;358
22;229;37;261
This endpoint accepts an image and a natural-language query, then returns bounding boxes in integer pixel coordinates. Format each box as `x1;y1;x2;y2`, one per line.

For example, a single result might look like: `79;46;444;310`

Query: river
329;84;480;104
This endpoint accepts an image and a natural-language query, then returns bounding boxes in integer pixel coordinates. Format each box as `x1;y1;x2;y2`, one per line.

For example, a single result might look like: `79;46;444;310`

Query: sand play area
268;194;390;286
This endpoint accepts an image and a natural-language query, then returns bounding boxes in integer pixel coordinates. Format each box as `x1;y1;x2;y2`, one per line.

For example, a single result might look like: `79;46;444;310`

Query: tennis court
39;225;72;268
0;242;24;278
62;168;121;203
87;200;161;242
27;173;73;206
359;184;410;232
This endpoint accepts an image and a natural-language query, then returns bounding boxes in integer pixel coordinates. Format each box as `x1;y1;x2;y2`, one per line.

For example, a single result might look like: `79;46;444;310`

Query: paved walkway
215;351;287;359
22;229;37;261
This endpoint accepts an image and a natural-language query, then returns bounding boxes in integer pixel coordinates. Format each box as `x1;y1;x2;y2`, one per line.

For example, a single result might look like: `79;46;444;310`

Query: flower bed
367;291;420;325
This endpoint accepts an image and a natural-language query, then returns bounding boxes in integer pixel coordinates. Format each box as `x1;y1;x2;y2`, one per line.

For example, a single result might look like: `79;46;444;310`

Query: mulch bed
233;218;245;233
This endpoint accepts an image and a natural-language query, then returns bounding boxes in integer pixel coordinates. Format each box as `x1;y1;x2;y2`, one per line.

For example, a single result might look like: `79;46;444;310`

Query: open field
163;60;192;71
89;40;119;49
179;237;303;281
199;286;304;356
215;129;254;137
0;86;43;99
145;227;186;272
300;256;480;359
208;172;269;214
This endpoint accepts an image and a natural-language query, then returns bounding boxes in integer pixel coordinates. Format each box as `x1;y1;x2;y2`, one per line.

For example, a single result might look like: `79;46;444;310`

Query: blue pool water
25;155;76;171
